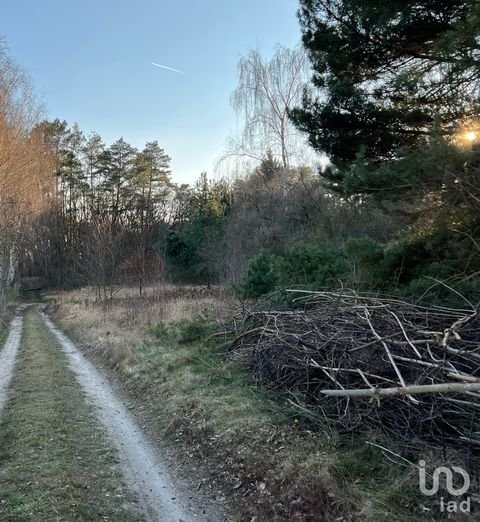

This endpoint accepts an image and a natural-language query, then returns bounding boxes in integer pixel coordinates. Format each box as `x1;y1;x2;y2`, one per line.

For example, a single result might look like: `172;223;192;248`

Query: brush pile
228;290;480;448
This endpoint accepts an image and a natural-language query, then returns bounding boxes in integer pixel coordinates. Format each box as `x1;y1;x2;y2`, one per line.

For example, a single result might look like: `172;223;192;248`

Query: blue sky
3;0;302;184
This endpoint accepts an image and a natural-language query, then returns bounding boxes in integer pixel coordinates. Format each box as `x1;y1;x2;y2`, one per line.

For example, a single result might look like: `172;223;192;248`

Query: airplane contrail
151;62;185;75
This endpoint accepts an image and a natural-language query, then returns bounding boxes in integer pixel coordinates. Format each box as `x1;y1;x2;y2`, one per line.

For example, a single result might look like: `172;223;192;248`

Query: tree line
1;0;480;307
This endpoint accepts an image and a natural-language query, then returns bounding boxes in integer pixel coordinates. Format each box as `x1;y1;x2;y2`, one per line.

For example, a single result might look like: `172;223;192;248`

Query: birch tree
227;46;313;170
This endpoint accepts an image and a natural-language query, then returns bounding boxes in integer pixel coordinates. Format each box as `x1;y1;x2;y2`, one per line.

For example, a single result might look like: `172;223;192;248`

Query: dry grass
50;284;235;369
50;285;452;521
52;287;354;520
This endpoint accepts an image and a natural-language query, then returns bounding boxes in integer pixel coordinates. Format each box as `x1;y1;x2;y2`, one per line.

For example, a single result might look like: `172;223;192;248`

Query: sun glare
465;130;477;142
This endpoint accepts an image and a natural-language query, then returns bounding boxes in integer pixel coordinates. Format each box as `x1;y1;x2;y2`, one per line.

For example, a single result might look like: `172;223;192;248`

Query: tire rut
0;305;28;415
40;307;221;522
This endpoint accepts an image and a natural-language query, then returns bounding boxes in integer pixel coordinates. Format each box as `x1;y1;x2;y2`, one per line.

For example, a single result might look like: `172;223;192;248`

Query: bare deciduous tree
225;46;314;171
0;38;54;308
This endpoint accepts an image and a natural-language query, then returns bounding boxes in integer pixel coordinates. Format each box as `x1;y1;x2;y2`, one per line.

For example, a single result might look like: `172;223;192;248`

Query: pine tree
291;0;480;180
82;132;105;214
131;141;171;227
101;138;137;226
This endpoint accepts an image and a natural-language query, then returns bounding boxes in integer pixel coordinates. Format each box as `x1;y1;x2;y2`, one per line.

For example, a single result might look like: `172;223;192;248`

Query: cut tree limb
321;382;480;398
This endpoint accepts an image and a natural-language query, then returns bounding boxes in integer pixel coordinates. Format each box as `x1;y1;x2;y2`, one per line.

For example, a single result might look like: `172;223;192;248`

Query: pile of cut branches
228;290;480;448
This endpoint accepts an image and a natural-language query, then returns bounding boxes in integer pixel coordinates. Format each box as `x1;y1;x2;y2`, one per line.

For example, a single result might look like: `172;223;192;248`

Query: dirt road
0;306;222;521
0;305;27;415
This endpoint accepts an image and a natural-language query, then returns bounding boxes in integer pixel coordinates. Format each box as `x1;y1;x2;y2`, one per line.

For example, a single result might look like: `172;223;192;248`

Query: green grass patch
0;309;143;521
333;440;429;520
150;314;216;344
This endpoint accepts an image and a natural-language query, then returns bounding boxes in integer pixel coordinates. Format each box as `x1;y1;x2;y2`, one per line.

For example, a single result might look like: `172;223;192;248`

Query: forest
1;2;480;519
2;2;480;311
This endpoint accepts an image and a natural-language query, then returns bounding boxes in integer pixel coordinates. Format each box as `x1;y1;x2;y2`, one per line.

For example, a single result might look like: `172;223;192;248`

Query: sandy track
40;308;220;522
0;305;27;415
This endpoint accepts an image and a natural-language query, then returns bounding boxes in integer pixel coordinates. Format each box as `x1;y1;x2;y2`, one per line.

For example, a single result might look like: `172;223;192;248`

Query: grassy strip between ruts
0;308;144;521
54;295;432;521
